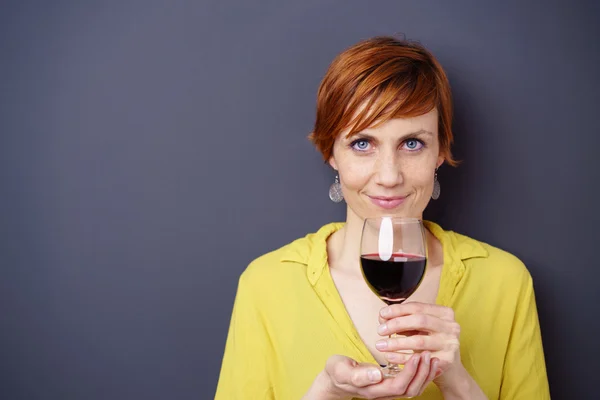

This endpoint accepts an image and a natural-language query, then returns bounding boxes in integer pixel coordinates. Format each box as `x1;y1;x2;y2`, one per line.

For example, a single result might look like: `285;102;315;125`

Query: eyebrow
347;129;434;141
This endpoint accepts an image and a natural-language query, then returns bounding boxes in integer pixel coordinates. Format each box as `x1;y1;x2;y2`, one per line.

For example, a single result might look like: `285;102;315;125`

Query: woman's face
329;108;444;220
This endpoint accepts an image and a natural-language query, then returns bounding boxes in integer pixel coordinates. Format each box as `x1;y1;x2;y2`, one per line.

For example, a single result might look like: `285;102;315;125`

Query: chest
330;264;442;365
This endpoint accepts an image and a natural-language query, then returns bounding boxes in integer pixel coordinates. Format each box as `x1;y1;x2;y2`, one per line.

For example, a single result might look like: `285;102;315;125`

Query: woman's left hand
375;302;464;388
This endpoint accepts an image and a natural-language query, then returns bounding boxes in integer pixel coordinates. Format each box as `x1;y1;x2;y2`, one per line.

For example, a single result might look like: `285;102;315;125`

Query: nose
374;149;403;187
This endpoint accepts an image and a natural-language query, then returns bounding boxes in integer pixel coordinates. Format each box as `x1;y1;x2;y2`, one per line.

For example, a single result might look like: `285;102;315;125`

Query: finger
414;357;439;397
378;315;419;336
376;334;442;352
384;351;413;365
379;314;451;335
380;302;455;321
377;322;425;334
356;354;421;399
404;351;432;398
325;356;383;388
425;358;440;386
388;353;421;395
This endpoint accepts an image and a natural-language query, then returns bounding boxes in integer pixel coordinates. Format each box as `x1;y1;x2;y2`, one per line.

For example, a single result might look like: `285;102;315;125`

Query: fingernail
377;323;388;335
413;355;420;366
368;369;382;382
375;340;387;350
380;307;391;318
424;352;431;365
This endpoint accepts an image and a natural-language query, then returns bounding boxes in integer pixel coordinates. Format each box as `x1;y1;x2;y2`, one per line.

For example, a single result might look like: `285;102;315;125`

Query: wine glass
360;217;428;378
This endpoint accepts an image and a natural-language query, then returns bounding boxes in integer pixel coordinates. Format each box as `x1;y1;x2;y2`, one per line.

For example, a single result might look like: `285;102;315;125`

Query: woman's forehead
342;109;439;139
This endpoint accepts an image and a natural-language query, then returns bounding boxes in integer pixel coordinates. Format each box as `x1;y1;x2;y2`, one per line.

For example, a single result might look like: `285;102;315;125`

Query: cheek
414;170;435;186
404;153;438;182
340;164;370;190
333;147;369;186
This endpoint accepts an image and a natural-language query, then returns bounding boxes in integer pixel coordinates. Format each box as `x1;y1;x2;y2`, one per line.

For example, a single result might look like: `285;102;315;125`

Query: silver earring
431;171;441;200
329;175;344;203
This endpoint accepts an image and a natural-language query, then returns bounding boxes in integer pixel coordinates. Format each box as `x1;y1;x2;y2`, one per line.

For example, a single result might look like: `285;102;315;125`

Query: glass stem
382;333;402;378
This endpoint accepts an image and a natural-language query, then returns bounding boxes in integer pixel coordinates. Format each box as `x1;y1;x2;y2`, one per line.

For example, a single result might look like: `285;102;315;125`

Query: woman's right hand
303;352;439;400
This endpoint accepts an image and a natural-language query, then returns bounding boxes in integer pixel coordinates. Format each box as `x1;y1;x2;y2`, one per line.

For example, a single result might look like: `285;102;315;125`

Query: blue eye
351;140;371;151
404;139;424;151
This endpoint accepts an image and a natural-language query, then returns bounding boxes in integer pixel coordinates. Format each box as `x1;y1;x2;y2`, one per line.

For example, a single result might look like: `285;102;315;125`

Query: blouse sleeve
499;270;551;399
215;273;275;399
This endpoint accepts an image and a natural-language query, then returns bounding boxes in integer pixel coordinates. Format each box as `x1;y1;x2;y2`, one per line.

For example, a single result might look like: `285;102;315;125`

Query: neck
327;207;363;277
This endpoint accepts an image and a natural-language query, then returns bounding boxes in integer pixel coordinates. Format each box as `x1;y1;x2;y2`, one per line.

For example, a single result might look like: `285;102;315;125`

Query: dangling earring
431;170;441;200
329;175;344;203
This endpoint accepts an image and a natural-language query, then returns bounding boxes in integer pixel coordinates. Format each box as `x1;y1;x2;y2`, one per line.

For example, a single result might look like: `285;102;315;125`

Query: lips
367;195;408;209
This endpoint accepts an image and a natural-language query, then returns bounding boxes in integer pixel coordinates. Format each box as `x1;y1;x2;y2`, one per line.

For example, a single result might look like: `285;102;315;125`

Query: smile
367;195;408;210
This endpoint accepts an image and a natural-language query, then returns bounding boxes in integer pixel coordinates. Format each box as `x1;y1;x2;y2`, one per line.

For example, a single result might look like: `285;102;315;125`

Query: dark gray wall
1;1;598;399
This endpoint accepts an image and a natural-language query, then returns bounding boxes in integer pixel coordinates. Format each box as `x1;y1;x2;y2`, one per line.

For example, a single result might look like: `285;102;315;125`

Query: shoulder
425;217;531;288
239;222;344;291
448;229;532;287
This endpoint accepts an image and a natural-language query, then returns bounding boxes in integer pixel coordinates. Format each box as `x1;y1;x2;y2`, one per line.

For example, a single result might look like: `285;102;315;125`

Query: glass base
381;363;402;378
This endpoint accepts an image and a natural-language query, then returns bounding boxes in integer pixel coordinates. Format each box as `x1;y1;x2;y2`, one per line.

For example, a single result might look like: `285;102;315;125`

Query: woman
215;36;550;399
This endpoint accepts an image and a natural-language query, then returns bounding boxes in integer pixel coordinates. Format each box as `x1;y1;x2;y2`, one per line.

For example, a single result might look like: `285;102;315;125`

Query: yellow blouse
215;221;550;399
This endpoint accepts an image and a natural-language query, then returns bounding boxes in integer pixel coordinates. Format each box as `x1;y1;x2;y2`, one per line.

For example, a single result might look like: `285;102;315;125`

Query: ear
436;156;444;170
328;156;338;171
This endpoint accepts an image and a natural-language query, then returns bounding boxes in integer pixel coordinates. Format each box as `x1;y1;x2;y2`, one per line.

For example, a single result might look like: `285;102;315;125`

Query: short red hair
309;36;458;167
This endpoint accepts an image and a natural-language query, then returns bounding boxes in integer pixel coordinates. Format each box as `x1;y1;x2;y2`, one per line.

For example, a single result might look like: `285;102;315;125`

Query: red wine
360;253;426;304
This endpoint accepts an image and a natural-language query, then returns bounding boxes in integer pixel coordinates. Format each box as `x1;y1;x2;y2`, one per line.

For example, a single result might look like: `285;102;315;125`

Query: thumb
325;355;383;388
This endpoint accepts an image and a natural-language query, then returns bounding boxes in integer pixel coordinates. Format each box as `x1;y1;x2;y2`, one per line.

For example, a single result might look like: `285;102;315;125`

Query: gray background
1;0;598;399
